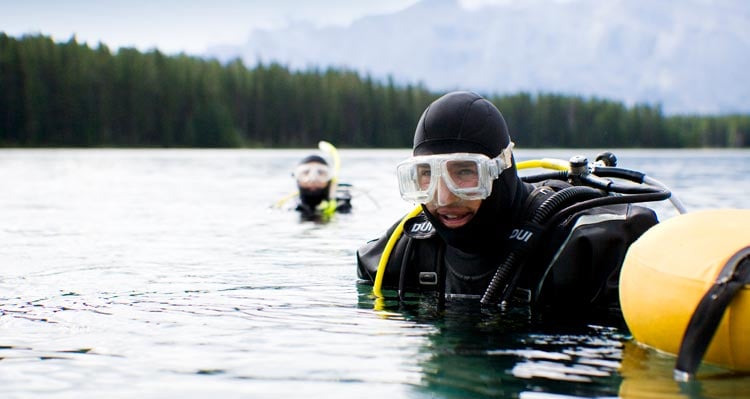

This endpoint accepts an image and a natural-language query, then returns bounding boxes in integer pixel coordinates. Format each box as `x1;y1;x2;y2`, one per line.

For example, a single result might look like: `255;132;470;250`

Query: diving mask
396;143;514;204
294;162;331;186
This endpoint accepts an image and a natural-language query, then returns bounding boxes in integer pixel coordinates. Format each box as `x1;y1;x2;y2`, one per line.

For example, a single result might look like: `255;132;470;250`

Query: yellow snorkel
318;140;340;221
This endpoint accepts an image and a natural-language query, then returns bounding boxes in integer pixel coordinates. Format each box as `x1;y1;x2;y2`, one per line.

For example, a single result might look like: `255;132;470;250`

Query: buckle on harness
419;272;438;285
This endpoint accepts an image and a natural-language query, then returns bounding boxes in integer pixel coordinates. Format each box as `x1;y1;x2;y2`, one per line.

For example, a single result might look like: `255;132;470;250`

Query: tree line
1;33;748;148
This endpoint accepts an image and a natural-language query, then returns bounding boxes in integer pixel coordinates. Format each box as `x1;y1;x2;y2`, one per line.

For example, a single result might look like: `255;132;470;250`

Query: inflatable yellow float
620;209;750;379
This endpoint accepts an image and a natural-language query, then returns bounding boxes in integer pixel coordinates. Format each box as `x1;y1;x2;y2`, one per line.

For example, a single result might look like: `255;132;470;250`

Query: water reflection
357;279;750;399
619;341;750;399
358;285;629;398
1;149;749;398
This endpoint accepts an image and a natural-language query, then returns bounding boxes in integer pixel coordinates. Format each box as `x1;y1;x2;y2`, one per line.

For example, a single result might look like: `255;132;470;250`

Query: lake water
1;148;749;398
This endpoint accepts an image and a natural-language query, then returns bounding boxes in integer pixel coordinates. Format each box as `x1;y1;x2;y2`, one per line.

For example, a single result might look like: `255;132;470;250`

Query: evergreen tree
1;33;748;149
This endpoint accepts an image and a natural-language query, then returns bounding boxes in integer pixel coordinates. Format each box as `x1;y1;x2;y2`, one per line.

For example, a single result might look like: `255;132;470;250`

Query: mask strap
497;141;515;171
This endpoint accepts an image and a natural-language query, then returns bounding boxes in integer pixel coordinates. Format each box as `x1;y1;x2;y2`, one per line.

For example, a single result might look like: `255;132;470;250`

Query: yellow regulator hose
373;205;423;298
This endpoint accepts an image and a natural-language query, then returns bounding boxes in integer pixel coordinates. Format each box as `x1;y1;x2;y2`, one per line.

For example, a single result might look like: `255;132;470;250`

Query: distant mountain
207;0;750;115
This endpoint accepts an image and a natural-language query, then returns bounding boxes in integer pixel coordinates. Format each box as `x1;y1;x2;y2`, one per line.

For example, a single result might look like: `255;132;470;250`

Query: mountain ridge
207;0;750;115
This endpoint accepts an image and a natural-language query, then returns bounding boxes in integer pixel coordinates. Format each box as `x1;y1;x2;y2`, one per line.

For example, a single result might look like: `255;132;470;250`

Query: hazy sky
1;0;435;54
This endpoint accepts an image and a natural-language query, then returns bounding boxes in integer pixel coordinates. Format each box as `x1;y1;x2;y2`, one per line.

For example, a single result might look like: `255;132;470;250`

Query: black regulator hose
521;171;568;184
544;189;671;230
481;157;675;306
480;186;606;305
531;186;606;224
592;166;646;182
579;173;666;194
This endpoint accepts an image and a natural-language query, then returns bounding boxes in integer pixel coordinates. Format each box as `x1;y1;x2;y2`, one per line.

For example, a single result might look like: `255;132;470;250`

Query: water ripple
1;149;749;398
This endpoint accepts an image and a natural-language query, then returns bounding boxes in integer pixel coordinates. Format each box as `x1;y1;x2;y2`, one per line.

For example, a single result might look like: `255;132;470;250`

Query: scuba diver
291;145;352;222
357;91;671;317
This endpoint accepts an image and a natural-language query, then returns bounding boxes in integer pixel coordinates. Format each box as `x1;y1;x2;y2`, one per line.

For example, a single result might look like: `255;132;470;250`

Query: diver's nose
435;177;459;206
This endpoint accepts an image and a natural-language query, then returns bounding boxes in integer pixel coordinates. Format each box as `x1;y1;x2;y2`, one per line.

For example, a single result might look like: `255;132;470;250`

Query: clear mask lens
396;144;514;204
294;163;330;185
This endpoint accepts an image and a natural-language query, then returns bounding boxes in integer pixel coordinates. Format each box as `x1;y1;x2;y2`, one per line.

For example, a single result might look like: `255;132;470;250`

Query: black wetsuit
356;181;658;315
358;91;659;316
295;184;352;221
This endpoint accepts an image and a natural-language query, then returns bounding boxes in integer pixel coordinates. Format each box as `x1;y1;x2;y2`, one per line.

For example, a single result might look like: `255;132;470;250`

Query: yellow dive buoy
620;209;750;377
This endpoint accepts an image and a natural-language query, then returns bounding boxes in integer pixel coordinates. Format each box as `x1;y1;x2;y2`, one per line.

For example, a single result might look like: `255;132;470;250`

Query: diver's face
298;179;328;190
423;177;482;229
295;162;330;190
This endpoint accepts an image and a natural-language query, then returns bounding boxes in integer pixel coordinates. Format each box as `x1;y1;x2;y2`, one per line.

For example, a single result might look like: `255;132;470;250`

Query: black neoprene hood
299;154;328;165
413;91;510;158
412;91;527;255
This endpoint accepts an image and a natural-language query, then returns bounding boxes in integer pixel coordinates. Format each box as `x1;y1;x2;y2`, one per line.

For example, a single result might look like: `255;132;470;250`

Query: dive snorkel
318;140;340;221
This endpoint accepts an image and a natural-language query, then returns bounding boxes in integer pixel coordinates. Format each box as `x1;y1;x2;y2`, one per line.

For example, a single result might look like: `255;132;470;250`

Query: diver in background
356;91;659;317
293;154;351;221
